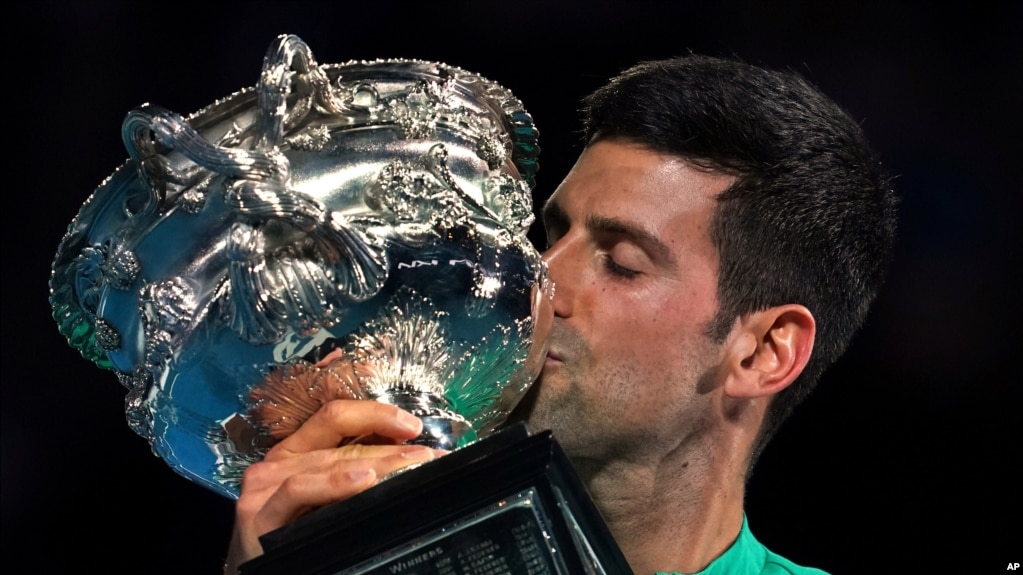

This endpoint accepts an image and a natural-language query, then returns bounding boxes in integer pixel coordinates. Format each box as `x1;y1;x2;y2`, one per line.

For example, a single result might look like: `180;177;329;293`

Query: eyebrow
543;199;678;271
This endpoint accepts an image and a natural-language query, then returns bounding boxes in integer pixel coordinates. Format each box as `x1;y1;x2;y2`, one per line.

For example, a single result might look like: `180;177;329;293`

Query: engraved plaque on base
239;424;634;575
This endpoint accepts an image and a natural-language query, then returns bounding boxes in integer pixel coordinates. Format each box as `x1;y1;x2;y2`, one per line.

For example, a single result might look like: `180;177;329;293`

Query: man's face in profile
518;139;735;466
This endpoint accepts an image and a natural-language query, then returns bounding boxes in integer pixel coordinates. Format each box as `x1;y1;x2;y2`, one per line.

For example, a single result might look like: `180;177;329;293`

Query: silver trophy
50;34;553;499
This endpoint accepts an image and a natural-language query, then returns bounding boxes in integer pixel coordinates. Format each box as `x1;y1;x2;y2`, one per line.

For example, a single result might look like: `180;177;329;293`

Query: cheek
590;291;718;384
611;289;715;338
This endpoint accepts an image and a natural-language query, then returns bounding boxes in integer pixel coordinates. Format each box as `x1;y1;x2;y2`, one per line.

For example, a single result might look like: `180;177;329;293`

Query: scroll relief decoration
54;35;537;444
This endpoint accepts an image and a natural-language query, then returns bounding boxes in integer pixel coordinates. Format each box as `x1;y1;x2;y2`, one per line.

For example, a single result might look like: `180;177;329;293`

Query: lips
542;322;577;367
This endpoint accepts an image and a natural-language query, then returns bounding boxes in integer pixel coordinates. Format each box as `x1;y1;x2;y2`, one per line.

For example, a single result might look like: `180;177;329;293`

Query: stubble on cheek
522;323;660;457
525;360;639;459
520;364;588;449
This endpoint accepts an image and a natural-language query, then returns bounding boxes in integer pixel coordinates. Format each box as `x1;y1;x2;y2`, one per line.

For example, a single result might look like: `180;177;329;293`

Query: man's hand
224;399;442;574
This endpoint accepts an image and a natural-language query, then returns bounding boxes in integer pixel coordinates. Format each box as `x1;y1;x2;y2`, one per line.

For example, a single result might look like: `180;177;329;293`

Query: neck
575;439;748;574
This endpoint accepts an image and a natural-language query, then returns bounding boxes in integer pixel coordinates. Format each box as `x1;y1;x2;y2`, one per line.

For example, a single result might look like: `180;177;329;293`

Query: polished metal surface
50;34;551;498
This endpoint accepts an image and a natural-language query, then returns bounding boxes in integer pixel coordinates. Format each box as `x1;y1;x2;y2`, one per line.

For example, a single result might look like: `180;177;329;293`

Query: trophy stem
371;390;469;450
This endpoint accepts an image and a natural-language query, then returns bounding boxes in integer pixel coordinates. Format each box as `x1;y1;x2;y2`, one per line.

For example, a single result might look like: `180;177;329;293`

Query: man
225;55;897;574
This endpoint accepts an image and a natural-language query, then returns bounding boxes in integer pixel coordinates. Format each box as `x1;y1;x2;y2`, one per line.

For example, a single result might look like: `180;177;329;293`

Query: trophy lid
49;34;550;497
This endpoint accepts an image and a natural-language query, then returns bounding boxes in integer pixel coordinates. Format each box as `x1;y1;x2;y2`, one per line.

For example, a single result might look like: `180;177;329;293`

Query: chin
501;377;537;428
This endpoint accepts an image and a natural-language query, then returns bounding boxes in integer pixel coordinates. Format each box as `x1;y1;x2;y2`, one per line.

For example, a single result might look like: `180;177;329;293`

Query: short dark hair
581;55;898;464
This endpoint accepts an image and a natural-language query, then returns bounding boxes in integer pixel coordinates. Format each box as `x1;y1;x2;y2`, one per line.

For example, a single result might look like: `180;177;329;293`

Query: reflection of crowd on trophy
225;49;897;575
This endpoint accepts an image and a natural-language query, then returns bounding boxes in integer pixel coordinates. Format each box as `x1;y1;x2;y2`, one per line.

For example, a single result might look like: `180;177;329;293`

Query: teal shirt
654;516;828;575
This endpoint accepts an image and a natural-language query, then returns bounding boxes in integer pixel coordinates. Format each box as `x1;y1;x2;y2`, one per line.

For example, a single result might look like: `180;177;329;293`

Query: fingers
227;399;445;572
254;446;438;521
252;467;378;530
242;443;437;493
237;444;441;546
265;400;423;461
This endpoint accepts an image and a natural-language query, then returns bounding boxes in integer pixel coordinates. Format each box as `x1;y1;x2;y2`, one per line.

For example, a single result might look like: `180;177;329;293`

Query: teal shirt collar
652;514;826;575
653;515;765;575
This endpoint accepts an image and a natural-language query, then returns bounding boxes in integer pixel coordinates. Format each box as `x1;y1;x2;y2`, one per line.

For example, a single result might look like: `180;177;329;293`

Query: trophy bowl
49;34;553;499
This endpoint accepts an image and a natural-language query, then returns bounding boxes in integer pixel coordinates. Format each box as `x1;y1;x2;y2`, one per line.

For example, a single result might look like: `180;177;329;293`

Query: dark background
3;1;1020;572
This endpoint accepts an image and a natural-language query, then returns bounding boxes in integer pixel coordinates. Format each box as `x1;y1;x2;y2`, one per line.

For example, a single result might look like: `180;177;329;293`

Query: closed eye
599;253;640;279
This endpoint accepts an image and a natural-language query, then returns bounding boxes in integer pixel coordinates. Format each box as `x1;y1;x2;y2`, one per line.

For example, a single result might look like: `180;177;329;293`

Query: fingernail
402;446;435;461
347;469;373;482
396;410;423;433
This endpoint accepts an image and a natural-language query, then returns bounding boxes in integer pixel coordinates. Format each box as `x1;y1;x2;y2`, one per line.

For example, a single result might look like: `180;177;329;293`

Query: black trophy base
239;423;633;575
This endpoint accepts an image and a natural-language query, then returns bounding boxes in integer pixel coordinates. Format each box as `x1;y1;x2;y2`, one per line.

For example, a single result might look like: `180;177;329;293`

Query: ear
721;304;815;400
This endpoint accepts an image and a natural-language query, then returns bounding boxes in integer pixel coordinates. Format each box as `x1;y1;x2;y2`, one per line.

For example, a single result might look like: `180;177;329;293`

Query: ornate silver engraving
392;81;446;139
93;318;121;352
348;286;454;401
49;34;549;498
139;278;198;370
71;240;140;313
286;125;332;151
123;366;154;440
105;245;140;290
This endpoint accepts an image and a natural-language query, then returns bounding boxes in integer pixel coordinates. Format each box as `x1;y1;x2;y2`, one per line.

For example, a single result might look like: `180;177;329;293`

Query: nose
542;236;575;318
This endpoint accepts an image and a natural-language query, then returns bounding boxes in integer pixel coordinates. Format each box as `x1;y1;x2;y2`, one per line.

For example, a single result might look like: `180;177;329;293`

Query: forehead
545;140;735;244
